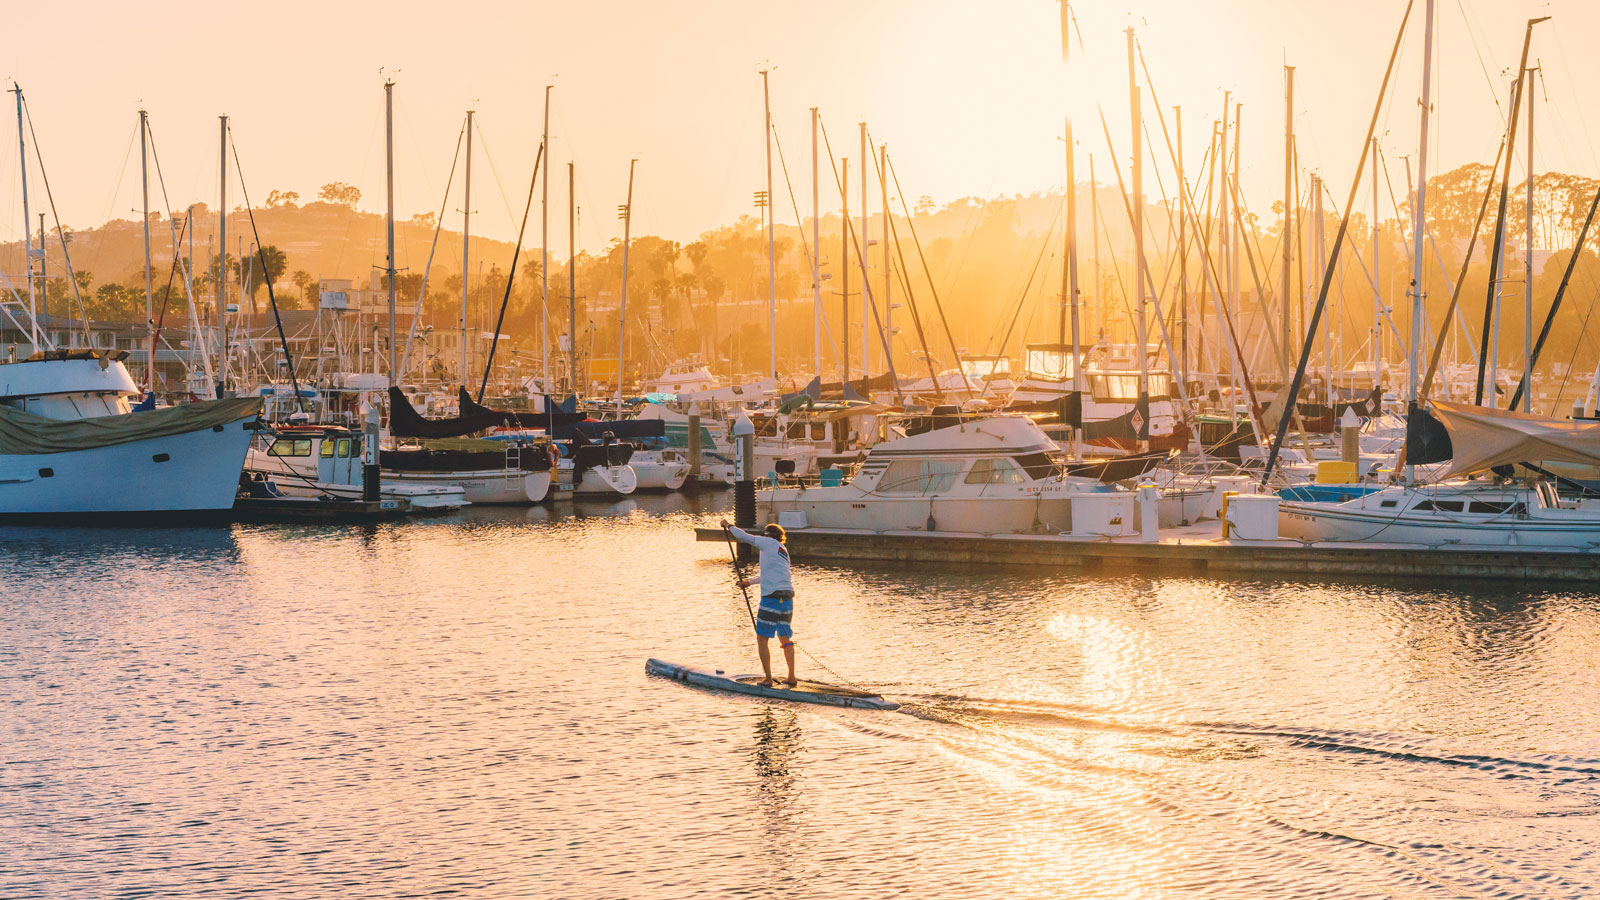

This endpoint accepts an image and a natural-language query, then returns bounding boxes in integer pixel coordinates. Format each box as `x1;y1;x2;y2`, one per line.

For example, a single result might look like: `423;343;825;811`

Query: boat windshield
1012;451;1064;481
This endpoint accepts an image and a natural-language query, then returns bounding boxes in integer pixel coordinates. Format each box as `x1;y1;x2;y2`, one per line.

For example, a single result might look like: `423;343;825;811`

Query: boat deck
694;523;1600;583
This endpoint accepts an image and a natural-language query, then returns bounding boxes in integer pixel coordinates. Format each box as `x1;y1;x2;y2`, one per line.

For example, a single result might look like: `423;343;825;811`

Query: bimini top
1431;399;1600;478
868;414;1055;458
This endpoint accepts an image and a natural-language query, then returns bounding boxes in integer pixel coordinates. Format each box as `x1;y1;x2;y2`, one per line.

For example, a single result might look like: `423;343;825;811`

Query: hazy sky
3;0;1595;261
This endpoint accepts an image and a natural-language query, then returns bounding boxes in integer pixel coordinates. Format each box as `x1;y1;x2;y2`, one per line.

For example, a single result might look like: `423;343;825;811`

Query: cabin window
879;459;960;493
1379;500;1397;508
1012;452;1060;481
966;458;1026;485
350;435;363;459
321;438;336;458
1466;500;1523;515
1413;499;1463;512
269;439;312;458
337;438;353;458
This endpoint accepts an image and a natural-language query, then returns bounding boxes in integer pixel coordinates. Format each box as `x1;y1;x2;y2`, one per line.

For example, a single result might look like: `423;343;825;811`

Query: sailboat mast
140;109;154;390
1523;66;1536;413
1176;106;1188;388
541;85;552;390
217;114;228;398
811;108;821;377
1127;29;1149;419
1477;16;1548;405
881;141;890;374
762;70;776;379
842;158;850;384
462;109;473;385
859;122;870;377
1065;116;1082;460
13;86;37;351
1406;0;1435;479
384;79;398;388
617;158;636;401
1372;136;1382;393
1282;67;1295;372
568;161;577;395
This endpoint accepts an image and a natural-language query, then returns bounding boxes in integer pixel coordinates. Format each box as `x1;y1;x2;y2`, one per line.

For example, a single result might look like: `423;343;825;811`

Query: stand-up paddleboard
645;658;900;711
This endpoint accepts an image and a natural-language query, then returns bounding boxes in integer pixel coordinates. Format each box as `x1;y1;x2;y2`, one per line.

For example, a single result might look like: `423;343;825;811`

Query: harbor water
4;495;1599;898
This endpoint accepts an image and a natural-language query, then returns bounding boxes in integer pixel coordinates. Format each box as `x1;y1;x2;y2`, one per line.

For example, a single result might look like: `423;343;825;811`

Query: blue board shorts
755;591;794;639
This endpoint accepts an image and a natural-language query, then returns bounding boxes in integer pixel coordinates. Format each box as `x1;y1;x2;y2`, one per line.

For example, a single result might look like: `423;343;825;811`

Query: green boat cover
0;396;262;455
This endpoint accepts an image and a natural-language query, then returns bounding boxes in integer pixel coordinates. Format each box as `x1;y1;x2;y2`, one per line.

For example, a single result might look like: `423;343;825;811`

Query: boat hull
1278;501;1600;548
384;469;551;504
0;415;255;514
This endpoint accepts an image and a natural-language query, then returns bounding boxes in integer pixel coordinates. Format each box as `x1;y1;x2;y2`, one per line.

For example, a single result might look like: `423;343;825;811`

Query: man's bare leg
780;637;797;686
756;636;774;686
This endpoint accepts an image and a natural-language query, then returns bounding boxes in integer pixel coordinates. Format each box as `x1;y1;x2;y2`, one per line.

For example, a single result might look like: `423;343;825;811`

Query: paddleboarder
721;519;796;687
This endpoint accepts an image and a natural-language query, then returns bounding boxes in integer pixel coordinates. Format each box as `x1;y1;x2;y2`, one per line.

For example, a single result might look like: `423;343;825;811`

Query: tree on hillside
265;190;300;208
412;211;436;230
318;182;362;207
246;246;289;305
291;270;317;306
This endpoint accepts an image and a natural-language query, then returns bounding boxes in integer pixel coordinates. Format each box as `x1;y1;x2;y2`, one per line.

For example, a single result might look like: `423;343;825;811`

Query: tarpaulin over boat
1427;399;1600;477
0;396;261;455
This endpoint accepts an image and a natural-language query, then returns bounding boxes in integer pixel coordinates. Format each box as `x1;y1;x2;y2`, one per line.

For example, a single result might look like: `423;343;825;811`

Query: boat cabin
258;425;366;487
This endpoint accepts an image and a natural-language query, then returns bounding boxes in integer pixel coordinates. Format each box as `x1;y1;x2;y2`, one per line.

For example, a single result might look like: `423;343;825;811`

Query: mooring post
733;411;756;564
687;402;702;489
362;402;381;502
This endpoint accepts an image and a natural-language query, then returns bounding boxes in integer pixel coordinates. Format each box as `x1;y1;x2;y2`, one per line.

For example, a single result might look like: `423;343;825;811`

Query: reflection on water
3;493;1598;899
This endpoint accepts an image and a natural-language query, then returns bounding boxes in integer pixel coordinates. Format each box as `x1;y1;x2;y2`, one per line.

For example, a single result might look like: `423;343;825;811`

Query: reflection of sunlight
1045;611;1153;710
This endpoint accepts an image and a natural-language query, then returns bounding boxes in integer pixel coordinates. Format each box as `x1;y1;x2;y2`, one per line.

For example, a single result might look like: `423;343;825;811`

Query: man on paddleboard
722;519;796;687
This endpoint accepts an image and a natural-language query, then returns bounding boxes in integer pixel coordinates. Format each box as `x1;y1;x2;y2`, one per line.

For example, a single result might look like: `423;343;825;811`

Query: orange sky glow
2;0;1594;259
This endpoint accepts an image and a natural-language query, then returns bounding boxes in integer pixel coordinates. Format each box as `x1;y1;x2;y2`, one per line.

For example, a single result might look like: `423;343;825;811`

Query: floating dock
695;524;1600;583
233;496;416;523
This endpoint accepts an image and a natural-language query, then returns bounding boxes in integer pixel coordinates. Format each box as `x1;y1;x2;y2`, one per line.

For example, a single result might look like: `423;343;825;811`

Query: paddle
721;524;759;634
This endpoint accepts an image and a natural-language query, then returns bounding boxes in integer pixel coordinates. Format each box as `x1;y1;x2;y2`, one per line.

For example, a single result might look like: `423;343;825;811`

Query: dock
693;524;1600;583
234;496;416;523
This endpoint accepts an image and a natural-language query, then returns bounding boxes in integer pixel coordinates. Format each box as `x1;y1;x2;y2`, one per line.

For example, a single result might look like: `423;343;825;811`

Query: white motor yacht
0;350;261;516
759;415;1110;534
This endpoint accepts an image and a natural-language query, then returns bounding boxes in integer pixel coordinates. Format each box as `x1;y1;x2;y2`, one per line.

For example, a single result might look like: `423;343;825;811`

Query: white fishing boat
245;425;468;510
0;351;261;516
759;415;1110;534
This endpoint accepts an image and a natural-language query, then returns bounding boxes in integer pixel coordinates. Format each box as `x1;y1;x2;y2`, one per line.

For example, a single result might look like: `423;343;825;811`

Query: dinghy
645;658;899;711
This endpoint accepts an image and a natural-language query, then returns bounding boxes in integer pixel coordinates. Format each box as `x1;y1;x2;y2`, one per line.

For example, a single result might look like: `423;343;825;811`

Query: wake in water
819;690;1600;899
